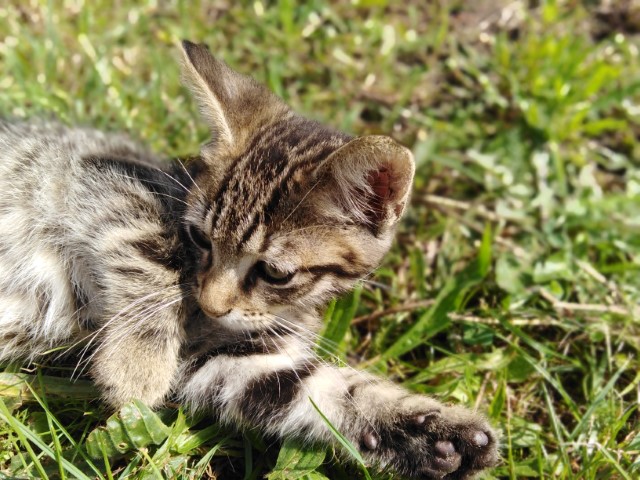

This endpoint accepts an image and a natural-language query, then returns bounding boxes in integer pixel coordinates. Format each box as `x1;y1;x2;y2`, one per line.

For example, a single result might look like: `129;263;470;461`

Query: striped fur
0;41;498;479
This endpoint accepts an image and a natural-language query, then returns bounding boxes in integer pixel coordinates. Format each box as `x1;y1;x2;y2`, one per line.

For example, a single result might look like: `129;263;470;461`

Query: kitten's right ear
180;40;286;158
313;135;415;238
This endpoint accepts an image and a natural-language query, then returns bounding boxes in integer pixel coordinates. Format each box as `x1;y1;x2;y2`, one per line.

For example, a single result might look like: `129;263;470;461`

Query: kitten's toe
414;410;498;479
430;440;461;474
435;440;456;457
442;426;498;480
471;431;489;447
360;403;498;480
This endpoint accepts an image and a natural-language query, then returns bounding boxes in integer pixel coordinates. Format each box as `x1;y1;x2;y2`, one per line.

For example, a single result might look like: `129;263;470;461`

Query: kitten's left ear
180;40;287;158
316;135;415;236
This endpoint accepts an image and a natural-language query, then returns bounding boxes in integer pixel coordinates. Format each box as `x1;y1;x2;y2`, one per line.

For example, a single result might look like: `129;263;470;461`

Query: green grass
1;0;639;478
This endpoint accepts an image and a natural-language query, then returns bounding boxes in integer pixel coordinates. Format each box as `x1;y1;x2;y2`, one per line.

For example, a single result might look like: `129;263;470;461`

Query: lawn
1;1;639;479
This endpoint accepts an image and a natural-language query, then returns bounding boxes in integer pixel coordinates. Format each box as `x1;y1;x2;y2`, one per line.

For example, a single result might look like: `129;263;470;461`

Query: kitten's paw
361;402;498;479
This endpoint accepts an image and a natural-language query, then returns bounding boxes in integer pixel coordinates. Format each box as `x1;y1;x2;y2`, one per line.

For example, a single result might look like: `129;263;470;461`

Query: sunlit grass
1;1;639;478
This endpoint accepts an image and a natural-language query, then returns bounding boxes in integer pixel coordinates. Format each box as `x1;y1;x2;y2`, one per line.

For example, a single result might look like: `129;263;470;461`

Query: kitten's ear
316;135;414;235
180;40;286;157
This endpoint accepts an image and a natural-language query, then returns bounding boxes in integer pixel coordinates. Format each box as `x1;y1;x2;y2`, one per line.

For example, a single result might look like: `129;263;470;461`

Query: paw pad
433;440;462;474
434;440;455;456
472;431;489;447
361;407;498;480
363;431;379;451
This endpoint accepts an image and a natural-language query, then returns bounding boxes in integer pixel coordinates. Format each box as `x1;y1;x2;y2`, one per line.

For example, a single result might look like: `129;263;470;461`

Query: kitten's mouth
206;310;269;332
199;306;232;319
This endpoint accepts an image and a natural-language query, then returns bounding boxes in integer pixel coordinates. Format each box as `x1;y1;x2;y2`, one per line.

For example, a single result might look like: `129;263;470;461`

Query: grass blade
308;397;371;480
0;398;92;480
382;225;492;359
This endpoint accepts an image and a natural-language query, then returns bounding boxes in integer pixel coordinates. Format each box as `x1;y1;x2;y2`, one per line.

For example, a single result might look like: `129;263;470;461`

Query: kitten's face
185;219;374;334
180;41;414;338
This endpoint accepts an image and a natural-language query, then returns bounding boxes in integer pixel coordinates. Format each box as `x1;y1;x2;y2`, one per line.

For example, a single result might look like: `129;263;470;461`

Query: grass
1;0;639;478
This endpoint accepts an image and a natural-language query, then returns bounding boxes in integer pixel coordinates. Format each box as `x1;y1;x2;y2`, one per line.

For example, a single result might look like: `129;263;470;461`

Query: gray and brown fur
0;41;498;479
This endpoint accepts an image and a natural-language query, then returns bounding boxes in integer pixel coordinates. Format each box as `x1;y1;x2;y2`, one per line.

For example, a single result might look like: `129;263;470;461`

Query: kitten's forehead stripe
210;115;351;250
236;159;313;249
212;130;291;237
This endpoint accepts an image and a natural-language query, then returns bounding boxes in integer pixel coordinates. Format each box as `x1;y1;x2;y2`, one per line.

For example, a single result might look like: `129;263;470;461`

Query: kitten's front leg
82;217;189;408
90;304;184;408
182;349;498;479
88;269;185;407
91;315;183;408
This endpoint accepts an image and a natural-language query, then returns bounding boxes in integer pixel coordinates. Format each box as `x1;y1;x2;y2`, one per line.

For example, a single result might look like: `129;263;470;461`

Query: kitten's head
179;41;414;338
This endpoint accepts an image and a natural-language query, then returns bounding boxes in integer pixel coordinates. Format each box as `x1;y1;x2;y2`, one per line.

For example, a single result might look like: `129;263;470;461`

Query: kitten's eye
256;261;295;285
187;224;211;250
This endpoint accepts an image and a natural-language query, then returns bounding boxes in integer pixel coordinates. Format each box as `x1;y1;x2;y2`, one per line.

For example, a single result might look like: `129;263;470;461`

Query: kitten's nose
199;269;239;317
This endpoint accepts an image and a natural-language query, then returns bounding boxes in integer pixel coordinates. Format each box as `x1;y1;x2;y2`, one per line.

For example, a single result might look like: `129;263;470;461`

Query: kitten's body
0;42;498;479
0;121;187;401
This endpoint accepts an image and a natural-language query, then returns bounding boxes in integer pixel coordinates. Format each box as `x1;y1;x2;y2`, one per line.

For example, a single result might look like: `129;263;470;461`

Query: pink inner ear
365;166;392;225
368;166;391;200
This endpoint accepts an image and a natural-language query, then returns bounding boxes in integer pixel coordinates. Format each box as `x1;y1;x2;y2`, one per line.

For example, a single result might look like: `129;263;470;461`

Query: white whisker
111;172;189;206
282;179;321;224
75;293;186;378
71;286;185;379
157;168;192;195
266;313;379;391
175;158;204;195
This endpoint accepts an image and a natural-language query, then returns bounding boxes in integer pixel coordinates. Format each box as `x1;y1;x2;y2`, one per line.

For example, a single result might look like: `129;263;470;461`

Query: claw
412;409;440;426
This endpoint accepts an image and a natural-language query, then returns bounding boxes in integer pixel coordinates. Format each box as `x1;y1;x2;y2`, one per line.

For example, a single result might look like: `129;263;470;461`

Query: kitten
0;41;498;479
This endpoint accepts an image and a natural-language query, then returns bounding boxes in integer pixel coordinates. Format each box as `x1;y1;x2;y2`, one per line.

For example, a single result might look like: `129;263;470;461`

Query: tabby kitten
0;41;498;479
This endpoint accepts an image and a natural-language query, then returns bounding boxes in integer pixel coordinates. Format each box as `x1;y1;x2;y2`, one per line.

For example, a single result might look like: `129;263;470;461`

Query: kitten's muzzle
204;309;265;332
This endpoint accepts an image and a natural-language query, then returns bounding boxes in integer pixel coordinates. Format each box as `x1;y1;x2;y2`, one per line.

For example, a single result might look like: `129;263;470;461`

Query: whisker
175;158;204;195
263;315;345;365
152;192;190;207
157;168;191;194
265;325;335;375
266;313;341;349
76;284;182;353
74;293;186;378
71;287;185;379
267;314;379;391
111;173;190;206
281;179;320;224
